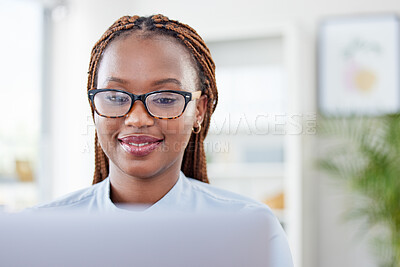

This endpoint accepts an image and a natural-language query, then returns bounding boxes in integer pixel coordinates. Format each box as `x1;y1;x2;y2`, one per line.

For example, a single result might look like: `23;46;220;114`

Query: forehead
96;33;198;91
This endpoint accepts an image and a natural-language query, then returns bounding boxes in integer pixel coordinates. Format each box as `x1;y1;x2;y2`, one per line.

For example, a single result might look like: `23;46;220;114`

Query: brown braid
87;14;218;185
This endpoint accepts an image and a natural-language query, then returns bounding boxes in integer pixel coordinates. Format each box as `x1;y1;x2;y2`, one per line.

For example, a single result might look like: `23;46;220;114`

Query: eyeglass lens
93;91;186;118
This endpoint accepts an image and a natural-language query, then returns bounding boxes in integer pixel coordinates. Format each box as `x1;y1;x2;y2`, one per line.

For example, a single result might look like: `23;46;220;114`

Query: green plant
319;114;400;267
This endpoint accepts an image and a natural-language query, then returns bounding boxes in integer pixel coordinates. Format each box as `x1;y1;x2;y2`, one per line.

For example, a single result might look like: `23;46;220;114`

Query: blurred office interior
1;0;400;266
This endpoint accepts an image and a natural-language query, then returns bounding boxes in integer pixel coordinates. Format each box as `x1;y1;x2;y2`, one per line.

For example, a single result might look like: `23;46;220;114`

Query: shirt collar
99;171;188;213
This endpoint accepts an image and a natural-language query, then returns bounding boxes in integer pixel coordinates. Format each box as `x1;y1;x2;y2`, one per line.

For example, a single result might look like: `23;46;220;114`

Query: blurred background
1;0;400;266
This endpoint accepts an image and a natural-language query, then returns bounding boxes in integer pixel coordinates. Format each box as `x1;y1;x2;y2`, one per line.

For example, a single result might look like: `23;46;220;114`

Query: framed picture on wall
318;14;400;116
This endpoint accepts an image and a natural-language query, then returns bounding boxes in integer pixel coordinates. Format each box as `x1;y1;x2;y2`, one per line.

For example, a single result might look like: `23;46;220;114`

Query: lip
118;135;163;157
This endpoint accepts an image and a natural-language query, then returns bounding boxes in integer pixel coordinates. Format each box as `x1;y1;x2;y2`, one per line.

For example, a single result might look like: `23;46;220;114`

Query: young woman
31;14;293;265
34;13;289;226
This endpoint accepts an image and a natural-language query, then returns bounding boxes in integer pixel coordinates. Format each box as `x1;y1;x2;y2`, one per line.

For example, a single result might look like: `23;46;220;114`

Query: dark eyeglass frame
88;89;202;119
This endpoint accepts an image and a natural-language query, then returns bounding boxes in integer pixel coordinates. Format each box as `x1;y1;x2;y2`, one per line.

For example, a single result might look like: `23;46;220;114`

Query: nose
124;100;155;128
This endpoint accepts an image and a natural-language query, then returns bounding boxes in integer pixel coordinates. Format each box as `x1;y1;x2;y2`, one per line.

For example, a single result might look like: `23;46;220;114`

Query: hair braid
93;132;109;184
87;14;218;184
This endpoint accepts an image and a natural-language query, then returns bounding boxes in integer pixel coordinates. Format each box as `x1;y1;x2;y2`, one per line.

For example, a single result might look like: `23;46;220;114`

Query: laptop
0;211;292;267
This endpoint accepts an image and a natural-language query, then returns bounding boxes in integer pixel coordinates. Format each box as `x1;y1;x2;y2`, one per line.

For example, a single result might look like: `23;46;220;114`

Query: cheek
159;114;195;153
160;103;196;135
95;116;120;135
94;115;121;152
159;117;192;136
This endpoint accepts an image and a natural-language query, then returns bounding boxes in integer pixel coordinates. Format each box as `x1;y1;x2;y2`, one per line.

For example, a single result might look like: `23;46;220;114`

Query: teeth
128;142;149;147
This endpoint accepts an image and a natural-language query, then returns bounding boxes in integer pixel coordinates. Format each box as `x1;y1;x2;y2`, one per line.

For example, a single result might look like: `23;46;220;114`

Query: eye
150;92;182;106
152;97;177;105
105;94;130;105
146;92;185;112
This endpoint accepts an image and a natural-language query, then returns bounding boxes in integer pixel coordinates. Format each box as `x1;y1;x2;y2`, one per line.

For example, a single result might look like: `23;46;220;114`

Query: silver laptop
0;211;292;267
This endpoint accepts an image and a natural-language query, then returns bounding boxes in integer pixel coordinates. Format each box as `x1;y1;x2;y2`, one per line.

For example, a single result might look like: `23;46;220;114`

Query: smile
128;142;150;147
118;135;163;157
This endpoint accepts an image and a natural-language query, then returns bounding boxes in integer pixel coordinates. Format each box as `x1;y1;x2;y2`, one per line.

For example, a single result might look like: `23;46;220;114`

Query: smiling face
94;33;207;180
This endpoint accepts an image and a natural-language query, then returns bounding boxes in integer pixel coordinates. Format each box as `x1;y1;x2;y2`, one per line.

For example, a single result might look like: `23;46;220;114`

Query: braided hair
87;14;218;185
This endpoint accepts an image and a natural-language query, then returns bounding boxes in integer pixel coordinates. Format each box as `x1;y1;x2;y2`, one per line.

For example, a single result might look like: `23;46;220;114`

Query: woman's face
95;34;206;179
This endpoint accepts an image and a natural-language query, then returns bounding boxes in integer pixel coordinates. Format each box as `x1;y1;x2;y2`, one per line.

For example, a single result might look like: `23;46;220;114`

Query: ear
194;94;208;125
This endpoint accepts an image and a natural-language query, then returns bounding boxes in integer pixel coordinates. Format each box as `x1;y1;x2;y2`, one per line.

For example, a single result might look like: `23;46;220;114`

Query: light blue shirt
33;171;274;213
31;171;293;266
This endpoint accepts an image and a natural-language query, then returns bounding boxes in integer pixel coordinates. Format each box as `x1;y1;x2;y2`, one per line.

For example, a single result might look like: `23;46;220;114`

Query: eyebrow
104;76;128;84
151;78;182;87
104;77;182;87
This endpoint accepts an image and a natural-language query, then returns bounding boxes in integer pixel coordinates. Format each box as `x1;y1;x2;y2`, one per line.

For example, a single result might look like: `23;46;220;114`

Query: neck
108;163;181;205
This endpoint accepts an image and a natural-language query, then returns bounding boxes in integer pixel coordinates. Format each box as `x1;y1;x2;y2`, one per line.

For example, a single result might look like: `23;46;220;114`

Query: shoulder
183;175;292;264
185;177;274;214
29;179;106;211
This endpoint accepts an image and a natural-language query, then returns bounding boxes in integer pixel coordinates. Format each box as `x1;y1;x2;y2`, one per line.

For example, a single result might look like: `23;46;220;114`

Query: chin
120;160;166;180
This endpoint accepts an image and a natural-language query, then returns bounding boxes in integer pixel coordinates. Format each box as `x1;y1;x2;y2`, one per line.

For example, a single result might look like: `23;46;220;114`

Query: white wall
47;0;400;266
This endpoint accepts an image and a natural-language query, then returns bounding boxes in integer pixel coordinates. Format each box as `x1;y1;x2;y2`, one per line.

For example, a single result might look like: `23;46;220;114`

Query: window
205;36;287;221
0;0;43;211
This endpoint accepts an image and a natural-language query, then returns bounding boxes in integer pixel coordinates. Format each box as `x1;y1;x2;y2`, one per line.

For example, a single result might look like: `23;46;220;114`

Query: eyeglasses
88;89;201;119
